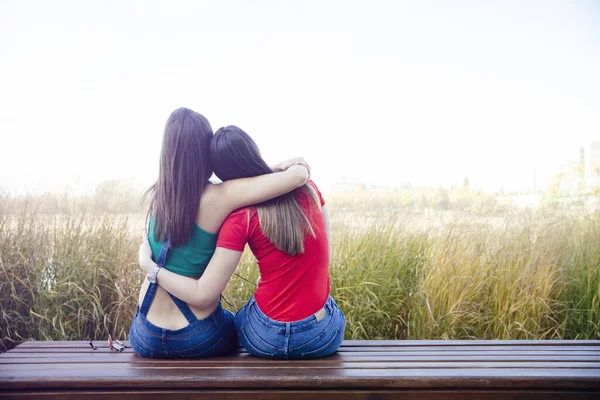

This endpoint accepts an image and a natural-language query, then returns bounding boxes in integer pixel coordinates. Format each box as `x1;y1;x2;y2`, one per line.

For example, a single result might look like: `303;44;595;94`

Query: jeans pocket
239;326;276;359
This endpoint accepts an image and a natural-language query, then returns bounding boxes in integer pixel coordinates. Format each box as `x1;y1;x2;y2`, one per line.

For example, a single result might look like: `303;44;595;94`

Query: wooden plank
2;355;600;366
2;340;599;395
3;361;600;371
1;389;598;400
14;340;600;349
16;339;600;345
341;340;600;346
0;349;600;364
3;353;599;365
14;339;600;349
2;367;599;390
6;347;600;356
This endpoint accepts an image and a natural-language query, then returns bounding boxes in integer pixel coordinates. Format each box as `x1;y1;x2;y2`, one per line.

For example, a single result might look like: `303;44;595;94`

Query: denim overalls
129;239;237;358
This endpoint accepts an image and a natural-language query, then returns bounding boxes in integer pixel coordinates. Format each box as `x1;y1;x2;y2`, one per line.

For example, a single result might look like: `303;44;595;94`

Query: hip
129;301;236;359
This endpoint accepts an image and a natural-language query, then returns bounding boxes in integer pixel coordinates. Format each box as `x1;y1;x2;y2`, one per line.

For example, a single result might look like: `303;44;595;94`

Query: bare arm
217;164;309;210
270;156;312;177
322;205;332;265
200;164;309;233
139;238;242;310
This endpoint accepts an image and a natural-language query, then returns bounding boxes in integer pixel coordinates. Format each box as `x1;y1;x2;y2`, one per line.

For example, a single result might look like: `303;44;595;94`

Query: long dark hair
209;126;319;256
146;108;213;247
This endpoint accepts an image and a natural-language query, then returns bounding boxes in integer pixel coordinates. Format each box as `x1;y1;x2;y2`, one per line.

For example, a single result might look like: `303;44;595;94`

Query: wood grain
1;340;599;399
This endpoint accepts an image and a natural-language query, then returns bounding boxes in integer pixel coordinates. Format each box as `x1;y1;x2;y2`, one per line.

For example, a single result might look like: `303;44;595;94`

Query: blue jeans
129;281;237;359
129;237;237;358
235;295;345;359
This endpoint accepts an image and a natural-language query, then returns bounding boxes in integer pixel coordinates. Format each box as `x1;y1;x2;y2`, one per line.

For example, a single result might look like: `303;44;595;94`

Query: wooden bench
1;340;599;399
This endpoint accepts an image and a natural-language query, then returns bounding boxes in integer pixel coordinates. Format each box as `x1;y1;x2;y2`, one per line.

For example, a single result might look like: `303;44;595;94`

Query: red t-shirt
217;181;329;322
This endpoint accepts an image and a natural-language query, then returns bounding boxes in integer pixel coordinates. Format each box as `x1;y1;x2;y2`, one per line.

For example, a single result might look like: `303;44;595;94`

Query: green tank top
148;216;218;277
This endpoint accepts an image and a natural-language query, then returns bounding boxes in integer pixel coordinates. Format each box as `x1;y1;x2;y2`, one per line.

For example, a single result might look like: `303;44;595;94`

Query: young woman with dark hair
129;109;311;359
139;125;346;359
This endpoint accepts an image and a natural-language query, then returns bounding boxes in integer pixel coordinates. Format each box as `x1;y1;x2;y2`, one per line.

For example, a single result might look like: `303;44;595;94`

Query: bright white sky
1;0;598;194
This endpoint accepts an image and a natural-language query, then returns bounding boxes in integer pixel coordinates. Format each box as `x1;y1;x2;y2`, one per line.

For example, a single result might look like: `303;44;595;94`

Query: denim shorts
129;282;237;359
234;295;345;359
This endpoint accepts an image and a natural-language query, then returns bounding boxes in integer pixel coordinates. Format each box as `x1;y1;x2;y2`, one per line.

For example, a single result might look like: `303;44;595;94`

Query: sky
1;0;599;195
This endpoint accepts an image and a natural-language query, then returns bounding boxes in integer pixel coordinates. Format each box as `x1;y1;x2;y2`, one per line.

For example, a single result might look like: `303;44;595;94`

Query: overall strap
140;236;197;324
167;292;198;324
139;238;170;317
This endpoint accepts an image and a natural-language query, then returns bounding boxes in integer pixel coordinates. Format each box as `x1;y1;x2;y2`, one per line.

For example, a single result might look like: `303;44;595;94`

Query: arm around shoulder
216;165;309;212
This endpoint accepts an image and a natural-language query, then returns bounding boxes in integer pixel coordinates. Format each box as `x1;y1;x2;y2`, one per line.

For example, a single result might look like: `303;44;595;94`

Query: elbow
190;295;214;310
292;166;309;187
190;287;220;310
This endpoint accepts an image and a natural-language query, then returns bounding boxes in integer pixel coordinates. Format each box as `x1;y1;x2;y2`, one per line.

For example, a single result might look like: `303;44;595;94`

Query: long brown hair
146;108;213;247
209;126;319;256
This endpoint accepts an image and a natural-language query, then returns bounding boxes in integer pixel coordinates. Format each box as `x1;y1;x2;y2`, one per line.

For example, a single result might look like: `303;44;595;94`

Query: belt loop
212;304;220;326
284;323;291;360
161;328;167;354
327;295;334;311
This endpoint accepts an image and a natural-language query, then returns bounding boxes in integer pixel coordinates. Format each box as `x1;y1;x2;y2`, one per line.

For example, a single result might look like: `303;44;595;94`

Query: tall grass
0;205;141;352
1;192;599;352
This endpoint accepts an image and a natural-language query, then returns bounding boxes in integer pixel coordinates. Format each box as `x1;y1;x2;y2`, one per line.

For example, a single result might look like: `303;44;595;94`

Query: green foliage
0;203;141;352
1;190;599;353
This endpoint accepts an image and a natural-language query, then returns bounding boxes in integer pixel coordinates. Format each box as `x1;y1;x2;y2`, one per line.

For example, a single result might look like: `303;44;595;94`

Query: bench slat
1;389;599;400
2;367;599;389
3;354;600;364
1;340;599;395
15;340;600;347
5;342;600;357
4;361;600;370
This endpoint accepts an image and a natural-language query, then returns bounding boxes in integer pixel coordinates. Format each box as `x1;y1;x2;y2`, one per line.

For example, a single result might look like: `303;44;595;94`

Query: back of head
209;126;271;180
210;126;319;255
148;107;213;247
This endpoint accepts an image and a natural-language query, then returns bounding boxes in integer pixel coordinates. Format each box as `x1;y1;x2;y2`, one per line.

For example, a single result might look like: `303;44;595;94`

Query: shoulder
201;182;221;205
216;207;256;250
222;207;257;227
199;182;237;214
308;180;320;192
307;180;326;206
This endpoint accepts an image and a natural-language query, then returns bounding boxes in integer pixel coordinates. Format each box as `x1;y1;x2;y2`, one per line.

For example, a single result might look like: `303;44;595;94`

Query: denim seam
167;328;213;340
300;327;341;357
245;317;283;353
135;316;164;339
170;328;221;354
130;336;154;358
130;326;157;357
180;336;225;359
239;326;275;358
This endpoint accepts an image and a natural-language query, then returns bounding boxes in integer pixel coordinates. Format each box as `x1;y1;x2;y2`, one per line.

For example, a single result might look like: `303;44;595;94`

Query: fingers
273;157;312;180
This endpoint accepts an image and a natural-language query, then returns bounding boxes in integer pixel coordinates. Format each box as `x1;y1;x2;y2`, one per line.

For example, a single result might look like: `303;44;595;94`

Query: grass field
1;188;599;352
